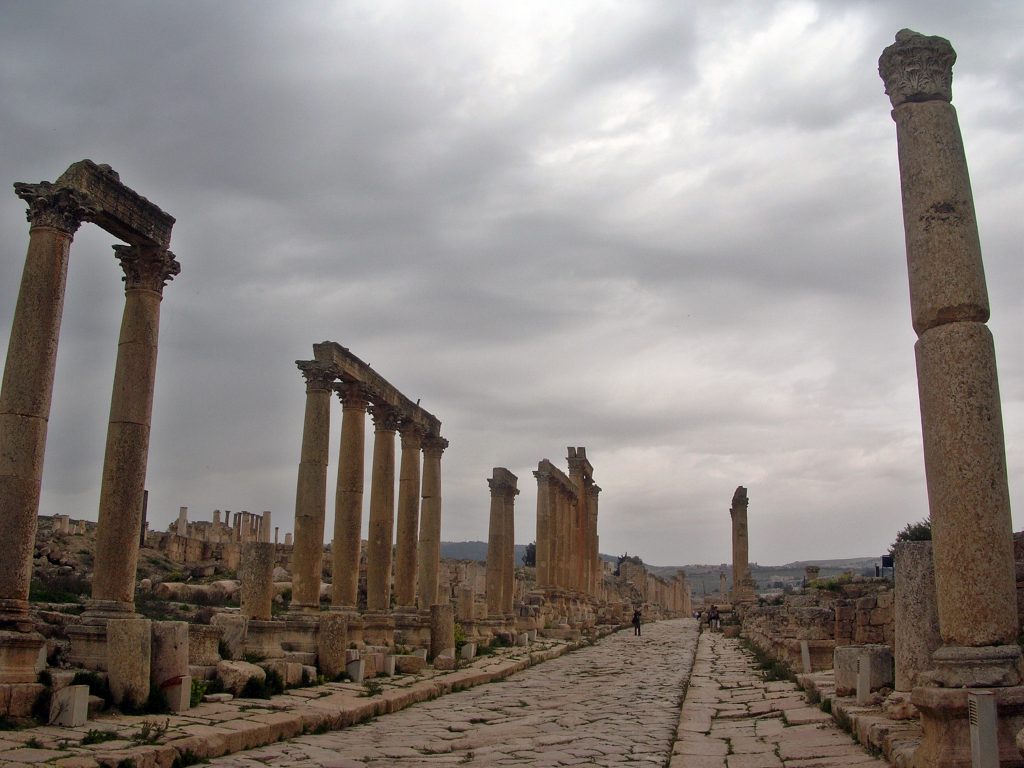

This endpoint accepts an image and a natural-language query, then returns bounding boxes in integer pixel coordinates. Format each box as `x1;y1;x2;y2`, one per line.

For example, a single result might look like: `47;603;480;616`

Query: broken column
729;486;754;603
289;361;334;613
151;621;190;711
893;540;941;691
240;542;276;621
879;29;1024;765
430;603;455;660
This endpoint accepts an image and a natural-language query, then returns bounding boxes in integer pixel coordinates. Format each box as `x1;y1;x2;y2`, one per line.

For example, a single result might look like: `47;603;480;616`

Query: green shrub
81;729;120;745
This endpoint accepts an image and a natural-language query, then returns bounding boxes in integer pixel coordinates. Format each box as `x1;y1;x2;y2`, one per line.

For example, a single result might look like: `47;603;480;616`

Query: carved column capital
13;182;94;234
879;29;956;107
113;245;180;293
334;381;371;410
399;419;425;450
587;484;601;499
422;434;449;456
369;403;401;432
296;361;335;392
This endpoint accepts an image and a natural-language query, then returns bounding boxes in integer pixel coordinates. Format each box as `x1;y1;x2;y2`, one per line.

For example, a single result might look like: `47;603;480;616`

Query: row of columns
0;173;178;639
485;468;518;618
533;448;602;596
289;359;447;618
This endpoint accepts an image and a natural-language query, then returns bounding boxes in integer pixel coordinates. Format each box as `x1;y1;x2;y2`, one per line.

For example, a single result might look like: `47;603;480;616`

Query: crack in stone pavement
207;618;700;767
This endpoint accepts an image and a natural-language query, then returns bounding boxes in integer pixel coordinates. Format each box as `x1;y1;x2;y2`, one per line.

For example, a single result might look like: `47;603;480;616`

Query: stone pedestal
429;604;455;660
151;621;190;711
66;624;109;671
107;618;151;709
362;612;395;648
240;542;276;621
912;686;1024;768
244;620;285;659
0;630;45;683
317;613;347;680
188;625;222;667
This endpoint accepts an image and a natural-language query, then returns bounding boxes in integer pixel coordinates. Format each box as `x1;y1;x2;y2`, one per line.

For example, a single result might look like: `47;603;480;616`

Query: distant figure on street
708;604;720;631
632;608;642;636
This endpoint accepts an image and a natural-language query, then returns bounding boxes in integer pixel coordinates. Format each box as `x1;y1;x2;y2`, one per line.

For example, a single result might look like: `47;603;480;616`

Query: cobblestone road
209;618;700;767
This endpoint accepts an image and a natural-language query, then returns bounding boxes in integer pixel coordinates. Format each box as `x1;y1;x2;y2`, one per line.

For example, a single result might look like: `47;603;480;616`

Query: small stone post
429;603;455;660
317;613;348;680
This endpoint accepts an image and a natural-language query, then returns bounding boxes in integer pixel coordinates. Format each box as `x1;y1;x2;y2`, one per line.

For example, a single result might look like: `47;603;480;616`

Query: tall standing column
366;404;400;612
393;421;423;611
91;245;180;612
880;30;1024;765
0;183;92;624
287;362;334;613
500;474;518;616
729;486;753;603
485;470;507;618
587;484;601;596
331;383;369;609
417;435;447;609
533;463;553;589
880;29;1019;674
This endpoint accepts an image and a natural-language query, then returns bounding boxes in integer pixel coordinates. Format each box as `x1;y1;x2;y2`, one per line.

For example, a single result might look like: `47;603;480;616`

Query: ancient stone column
366;404;400;612
429;603;455;659
261;511;271;543
91;246;180;612
587;484;601;596
288;361;334;613
880;30;1024;764
240;542;276;621
394;421;424;611
0;184;92;624
880;30;1019;682
533;463;553;589
500;473;518;616
485;469;518;618
417;435;447;609
729;486;753;603
331;383;369;609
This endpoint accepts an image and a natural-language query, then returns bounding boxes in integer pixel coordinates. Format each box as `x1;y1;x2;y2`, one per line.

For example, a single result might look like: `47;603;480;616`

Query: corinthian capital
399;420;425;449
113;245;181;293
879;29;956;107
14;182;94;234
369;403;402;432
422;434;449;456
334;381;371;410
296;360;335;392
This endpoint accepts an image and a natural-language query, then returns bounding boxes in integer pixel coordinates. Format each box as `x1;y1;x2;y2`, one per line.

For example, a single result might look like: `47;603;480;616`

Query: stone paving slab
668;632;888;768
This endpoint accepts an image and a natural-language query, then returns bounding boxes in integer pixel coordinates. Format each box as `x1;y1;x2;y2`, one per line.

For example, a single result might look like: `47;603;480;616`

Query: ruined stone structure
729;486;756;603
0;161;178;689
290;342;446;647
879;30;1024;765
485;468;518;620
147;507;274;570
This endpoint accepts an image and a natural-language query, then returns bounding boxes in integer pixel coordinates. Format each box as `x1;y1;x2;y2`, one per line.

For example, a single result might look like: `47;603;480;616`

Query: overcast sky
2;1;1022;568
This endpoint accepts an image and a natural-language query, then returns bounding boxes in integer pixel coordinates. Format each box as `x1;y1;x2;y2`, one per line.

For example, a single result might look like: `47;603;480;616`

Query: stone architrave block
317;613;348;680
49;684;88;726
211;613;248;660
834;644;893;696
107;618;152;709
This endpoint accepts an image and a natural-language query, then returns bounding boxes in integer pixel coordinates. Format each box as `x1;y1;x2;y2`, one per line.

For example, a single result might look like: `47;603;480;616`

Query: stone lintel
312;341;441;436
55;159;175;248
535;459;575;497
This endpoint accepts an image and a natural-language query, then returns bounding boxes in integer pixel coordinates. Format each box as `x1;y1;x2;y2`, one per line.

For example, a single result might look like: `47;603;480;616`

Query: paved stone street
209;619;701;767
672;632;887;768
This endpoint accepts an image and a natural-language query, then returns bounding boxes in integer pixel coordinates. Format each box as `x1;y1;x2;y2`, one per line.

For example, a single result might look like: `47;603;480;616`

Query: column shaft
288;362;333;611
501;487;516;615
393;423;423;610
533;467;552;588
485;487;505;617
416;436;446;608
366;405;399;612
92;247;179;609
331;385;368;608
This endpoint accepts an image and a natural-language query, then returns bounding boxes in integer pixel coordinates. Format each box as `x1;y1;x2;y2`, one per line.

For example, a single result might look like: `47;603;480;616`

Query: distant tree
522;542;536;567
614;552;643;576
888;518;932;557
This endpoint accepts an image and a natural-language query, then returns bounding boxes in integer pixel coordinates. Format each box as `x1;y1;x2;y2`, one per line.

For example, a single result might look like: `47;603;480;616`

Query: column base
0;599;34;632
911;685;1024;768
0;630;45;683
244;620;285;659
279;614;319;655
361;612;395;648
66;624;109;670
394;611;429;647
919;645;1023;688
81;599;138;623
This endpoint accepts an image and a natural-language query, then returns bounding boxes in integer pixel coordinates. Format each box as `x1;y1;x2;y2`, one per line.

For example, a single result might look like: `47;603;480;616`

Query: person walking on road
632;607;642;636
708;604;720;632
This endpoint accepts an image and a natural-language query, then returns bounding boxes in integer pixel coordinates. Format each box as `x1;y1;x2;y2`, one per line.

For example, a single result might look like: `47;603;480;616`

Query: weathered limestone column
893;541;941;691
91;245;180;613
417;435;447;609
287;362;334;613
587;484;601;596
331;383;369;609
880;30;1024;765
261;511;271;543
533;462;553;589
394;421;424;611
729;486;754;603
0;183;93;625
366;404;400;612
500;473;518;616
240;542;276;621
429;603;455;659
881;30;1019;680
485;468;518;618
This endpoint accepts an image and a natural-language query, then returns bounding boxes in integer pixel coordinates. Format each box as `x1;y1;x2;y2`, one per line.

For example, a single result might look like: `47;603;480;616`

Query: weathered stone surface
239;542;275;620
834;645;893;697
317;612;348;679
393;654;425;675
151;620;190;711
107;617;151;708
893;540;940;690
49;683;88;726
216;659;265;695
429;603;455;660
211;613;247;660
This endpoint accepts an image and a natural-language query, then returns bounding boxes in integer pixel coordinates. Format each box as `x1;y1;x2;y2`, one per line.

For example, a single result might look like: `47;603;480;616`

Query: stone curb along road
0;627;620;767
